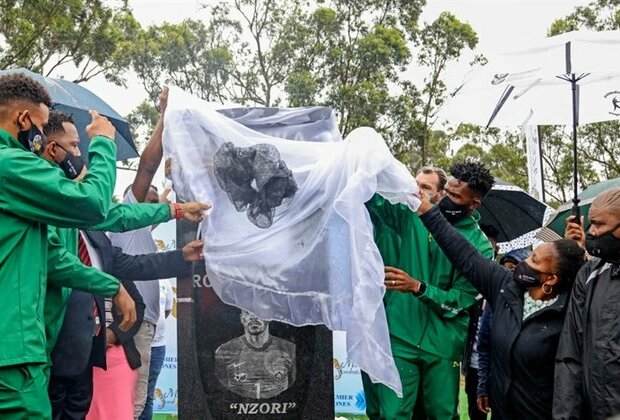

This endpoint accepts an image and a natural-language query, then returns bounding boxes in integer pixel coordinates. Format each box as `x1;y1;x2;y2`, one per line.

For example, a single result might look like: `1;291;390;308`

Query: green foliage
126;99;160;150
0;0;140;84
548;0;620;35
128;0;480;173
128;16;237;102
409;11;478;167
438;124;529;191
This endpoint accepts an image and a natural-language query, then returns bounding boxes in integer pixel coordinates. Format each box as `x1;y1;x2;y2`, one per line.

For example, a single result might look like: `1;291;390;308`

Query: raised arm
93;200;211;232
90;202;171;232
132;87;167;202
418;206;509;303
0;113;117;227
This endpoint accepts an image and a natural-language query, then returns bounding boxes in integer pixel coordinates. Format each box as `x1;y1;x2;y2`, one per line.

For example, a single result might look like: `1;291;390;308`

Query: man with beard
40;110;208;361
38;110;209;419
215;310;296;400
554;188;620;419
0;73;139;419
362;161;494;420
362;165;448;419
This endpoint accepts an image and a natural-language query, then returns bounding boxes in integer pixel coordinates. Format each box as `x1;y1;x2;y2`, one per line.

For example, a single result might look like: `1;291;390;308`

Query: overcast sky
84;0;589;195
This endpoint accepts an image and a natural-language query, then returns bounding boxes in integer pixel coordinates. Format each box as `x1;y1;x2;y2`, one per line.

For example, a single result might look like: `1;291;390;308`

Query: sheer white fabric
164;88;420;395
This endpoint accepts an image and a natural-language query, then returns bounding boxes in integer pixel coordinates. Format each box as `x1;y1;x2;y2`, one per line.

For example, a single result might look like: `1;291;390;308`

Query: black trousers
48;364;93;420
465;367;487;420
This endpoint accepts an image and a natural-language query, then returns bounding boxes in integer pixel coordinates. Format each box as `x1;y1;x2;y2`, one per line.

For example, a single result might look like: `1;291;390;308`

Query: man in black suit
48;230;203;420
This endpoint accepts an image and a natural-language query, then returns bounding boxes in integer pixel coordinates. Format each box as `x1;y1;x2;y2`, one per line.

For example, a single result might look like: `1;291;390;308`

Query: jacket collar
0;128;26;151
453;209;481;229
82;230;106;253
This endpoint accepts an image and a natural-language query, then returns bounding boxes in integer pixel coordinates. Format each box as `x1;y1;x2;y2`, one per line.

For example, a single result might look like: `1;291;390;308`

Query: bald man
554;187;620;420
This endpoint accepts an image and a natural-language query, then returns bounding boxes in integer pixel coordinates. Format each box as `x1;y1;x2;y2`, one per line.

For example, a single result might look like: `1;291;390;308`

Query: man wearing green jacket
363;161;495;420
40;110;210;361
0;73;136;419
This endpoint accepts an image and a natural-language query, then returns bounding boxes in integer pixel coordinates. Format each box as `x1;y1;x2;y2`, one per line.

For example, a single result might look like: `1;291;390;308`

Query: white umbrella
443;70;620;126
439;30;620;218
493;29;620;75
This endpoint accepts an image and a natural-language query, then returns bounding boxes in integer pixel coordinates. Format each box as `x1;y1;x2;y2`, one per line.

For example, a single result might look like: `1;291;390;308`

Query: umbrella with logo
537;177;620;240
0;68;139;162
478;179;554;252
439;30;620;220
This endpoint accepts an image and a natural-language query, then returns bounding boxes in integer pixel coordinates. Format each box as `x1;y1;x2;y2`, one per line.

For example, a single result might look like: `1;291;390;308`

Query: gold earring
542;282;553;295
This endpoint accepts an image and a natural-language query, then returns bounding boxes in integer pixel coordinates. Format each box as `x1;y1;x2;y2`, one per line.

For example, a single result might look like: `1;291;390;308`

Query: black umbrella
0;68;139;162
478;179;553;251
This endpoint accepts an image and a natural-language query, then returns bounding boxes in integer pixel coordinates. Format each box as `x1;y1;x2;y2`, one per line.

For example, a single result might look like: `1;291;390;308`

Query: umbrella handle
571;199;581;225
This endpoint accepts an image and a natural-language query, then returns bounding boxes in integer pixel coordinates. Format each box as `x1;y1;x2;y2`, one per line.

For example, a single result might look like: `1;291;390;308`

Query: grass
459;385;470;419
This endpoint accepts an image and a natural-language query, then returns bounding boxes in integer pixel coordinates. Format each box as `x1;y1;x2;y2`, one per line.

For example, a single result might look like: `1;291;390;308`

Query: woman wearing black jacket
412;198;585;419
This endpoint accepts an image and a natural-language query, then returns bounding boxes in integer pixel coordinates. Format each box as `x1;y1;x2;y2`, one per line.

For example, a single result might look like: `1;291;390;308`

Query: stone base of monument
177;220;335;419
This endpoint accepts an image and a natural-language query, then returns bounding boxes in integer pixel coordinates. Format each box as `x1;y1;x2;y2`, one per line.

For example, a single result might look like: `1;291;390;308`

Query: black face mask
513;260;544;289
438;195;469;224
586;226;620;263
17;116;46;156
55;144;85;180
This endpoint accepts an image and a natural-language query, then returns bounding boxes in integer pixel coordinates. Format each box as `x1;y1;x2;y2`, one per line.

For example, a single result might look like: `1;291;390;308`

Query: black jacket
420;207;568;420
476;303;492;397
51;230;191;375
554;259;620;420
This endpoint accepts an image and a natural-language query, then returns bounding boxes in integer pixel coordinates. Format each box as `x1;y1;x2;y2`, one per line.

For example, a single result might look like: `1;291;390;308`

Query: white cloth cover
164;88;420;395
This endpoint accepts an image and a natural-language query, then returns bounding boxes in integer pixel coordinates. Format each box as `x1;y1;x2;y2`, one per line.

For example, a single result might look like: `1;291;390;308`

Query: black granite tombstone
177;220;335;419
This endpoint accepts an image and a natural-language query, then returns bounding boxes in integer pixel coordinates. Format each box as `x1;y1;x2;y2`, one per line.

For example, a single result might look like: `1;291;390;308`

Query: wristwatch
413;282;426;296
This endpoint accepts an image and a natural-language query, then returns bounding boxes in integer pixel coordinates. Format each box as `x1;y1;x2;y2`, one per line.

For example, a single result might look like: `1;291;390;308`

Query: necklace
523;293;558;320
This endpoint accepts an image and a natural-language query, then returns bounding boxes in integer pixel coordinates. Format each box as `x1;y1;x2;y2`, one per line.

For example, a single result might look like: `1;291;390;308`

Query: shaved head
591;187;620;218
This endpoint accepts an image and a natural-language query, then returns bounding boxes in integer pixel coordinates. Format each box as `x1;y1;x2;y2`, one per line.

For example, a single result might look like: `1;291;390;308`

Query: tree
410;12;479;166
538;126;600;204
128;1;311;106
548;0;620;34
128;0;480;176
126;99;160;152
0;0;141;84
438;124;530;190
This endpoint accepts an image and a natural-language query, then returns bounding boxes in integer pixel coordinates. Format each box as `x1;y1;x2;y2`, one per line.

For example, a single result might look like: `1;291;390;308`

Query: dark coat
554;259;620;420
476;303;492;397
51;283;145;376
420;207;568;420
51;230;190;375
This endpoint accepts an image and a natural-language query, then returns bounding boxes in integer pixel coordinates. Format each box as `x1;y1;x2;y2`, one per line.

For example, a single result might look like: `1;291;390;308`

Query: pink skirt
86;345;138;420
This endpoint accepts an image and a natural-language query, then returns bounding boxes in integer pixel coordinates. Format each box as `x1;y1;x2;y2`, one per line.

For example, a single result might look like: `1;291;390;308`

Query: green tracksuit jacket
44;202;173;356
367;195;494;360
0;128;119;367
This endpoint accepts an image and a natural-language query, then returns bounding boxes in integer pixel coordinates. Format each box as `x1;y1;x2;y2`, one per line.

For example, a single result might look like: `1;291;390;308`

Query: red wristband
174;203;183;220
